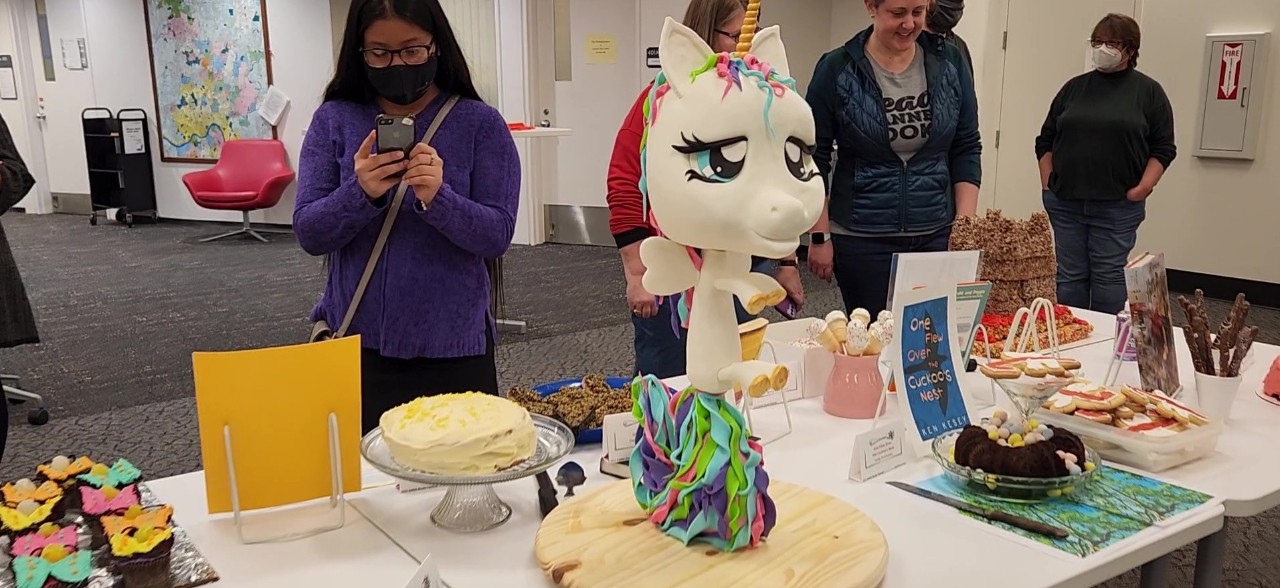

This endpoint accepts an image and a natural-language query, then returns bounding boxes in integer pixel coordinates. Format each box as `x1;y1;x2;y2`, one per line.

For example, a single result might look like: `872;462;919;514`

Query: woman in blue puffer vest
804;0;981;317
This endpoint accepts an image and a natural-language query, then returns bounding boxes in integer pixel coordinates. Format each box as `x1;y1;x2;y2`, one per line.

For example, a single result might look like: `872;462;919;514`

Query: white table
1047;322;1280;588
146;471;421;587
352;362;1223;588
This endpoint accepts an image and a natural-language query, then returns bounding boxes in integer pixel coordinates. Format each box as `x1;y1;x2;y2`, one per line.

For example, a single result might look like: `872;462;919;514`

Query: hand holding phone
354;131;407;199
776;296;801;320
376;114;416;156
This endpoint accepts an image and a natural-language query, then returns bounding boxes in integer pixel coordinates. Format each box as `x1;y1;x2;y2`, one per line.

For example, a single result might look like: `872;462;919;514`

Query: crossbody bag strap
335;94;461;338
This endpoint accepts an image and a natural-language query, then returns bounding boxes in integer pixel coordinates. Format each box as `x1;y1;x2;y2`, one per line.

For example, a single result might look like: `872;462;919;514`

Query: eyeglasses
1089;39;1125;50
716;29;741;43
361;45;435;68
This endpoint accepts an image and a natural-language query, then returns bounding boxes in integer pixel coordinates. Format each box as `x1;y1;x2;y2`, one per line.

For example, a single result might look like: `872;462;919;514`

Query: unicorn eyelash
673;133;748;154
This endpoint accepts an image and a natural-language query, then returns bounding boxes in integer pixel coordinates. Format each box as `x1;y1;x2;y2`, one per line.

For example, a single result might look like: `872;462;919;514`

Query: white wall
80;0;333;226
1134;0;1280;282
830;0;871;48
0;1;33;186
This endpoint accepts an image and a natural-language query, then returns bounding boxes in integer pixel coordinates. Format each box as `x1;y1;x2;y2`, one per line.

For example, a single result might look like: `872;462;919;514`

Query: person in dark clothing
0;112;39;463
1035;13;1175;314
927;0;973;74
805;0;981;318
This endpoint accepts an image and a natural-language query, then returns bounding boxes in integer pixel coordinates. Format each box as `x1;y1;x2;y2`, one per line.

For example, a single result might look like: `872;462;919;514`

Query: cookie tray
1036;409;1224;472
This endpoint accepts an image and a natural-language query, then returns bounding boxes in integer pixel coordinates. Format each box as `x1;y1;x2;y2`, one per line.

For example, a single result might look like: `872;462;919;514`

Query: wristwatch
809;232;830;245
778;259;798;268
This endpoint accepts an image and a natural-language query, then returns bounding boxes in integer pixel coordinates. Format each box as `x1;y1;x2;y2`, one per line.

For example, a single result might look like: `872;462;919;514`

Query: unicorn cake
629;9;824;553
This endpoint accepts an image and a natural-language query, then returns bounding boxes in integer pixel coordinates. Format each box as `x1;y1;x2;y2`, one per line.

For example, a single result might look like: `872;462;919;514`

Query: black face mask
928;0;964;33
366;56;438;106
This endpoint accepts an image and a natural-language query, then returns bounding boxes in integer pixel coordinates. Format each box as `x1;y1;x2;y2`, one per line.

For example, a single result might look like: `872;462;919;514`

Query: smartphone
376;113;416;156
776;296;801;320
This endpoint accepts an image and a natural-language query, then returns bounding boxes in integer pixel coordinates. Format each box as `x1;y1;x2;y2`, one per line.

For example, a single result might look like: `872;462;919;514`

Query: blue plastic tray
532;376;632;445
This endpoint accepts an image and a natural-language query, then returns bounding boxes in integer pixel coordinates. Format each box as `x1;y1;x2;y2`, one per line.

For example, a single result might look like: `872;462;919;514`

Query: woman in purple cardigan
294;0;521;433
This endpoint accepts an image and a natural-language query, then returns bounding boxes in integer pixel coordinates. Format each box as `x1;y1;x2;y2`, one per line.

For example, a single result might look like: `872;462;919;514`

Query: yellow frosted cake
380;392;538;475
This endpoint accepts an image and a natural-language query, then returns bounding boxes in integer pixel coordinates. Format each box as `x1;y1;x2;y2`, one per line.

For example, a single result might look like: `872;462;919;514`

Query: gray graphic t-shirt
867;47;930;162
831;48;933;236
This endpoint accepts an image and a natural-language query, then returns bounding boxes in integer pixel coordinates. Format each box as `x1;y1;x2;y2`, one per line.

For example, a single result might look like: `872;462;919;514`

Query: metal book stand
731;341;793;446
223;413;346;544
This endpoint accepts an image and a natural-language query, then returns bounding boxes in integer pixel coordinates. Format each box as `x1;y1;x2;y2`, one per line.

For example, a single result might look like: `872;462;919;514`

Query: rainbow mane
638;53;797;334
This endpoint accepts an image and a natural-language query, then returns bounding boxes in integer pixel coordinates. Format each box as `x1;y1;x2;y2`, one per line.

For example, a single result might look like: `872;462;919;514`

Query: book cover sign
896;289;970;444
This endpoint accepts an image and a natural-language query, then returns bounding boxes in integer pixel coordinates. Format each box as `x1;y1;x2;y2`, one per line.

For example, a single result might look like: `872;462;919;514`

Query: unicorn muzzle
747;191;818;240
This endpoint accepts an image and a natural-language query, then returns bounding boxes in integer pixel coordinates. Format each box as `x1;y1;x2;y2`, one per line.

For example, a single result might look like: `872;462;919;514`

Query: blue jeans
1041;189;1146;314
632;258;770;379
831;227;953;319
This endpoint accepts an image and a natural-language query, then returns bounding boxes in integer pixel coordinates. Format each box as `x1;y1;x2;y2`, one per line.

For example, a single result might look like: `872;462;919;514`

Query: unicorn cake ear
748;25;790;78
658;17;714;97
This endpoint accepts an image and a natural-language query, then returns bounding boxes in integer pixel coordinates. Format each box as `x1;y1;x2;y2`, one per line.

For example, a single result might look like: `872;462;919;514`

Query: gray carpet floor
2;212;1278;587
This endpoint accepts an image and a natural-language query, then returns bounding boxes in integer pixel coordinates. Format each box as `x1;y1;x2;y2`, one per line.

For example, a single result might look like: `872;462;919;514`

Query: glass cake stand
361;415;575;532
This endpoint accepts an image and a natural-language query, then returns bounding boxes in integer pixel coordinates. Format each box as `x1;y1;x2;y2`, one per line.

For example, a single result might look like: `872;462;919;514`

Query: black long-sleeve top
1035;67;1176;201
0;114;35;214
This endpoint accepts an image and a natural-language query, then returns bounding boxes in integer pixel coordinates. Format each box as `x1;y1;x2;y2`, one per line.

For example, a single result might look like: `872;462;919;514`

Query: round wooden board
534;480;888;588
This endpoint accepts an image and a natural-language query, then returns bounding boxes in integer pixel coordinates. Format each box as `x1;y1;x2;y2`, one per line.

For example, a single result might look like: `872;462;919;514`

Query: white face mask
1092;45;1124;71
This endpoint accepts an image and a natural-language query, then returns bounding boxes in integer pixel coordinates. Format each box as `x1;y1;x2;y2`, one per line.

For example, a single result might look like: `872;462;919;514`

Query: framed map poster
142;0;276;163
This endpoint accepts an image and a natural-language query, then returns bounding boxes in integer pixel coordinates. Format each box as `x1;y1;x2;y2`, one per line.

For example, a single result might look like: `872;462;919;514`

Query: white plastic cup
1193;372;1244;422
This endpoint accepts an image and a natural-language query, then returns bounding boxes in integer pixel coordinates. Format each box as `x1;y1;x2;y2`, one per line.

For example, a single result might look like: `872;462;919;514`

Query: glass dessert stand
361;415;575;532
993;374;1074;424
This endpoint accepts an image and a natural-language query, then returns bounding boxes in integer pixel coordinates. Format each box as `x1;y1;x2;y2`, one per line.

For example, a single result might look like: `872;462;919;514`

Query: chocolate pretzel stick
1217;323;1233;376
1183;324;1207;374
1223;294;1250;348
1176;295;1196;323
1187;317;1208;376
1228;325;1259;378
1195;289;1207;318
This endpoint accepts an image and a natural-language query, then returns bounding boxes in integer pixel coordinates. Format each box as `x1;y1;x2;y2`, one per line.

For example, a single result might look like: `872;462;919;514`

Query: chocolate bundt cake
953;425;1085;478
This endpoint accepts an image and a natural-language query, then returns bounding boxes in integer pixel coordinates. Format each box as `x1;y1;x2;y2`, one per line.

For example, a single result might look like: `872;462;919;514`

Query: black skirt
359;328;498;434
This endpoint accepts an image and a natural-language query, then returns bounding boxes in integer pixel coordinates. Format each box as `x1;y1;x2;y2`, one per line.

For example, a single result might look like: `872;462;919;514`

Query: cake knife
887;481;1070;539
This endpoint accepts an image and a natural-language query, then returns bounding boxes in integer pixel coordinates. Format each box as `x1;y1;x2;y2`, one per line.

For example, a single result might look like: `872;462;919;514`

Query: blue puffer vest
808;28;982;235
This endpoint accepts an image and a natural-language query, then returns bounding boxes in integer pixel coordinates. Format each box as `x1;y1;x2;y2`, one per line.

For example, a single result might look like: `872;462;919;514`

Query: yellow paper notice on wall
585;34;618;65
192;337;362;514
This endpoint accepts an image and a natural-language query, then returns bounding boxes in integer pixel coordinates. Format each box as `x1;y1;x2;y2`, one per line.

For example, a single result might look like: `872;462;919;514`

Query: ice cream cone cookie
1042;393;1078;414
845;323;871;356
825;311;850;343
876;310;893;324
1058;382;1126;411
864;322;891;355
850;308;872;329
1074;409;1114;425
817;324;841;353
1114;405;1135;419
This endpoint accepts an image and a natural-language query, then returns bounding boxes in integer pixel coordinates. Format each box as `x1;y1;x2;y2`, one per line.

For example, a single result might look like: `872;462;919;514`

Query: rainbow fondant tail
629;375;776;551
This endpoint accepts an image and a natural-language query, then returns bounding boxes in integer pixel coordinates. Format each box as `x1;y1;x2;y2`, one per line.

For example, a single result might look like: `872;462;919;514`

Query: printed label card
602;412;639;464
890;286;971;456
848;419;908;481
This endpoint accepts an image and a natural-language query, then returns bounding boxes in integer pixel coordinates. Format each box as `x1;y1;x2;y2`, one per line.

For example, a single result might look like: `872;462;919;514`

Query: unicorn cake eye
674;133;747;183
785;137;818;182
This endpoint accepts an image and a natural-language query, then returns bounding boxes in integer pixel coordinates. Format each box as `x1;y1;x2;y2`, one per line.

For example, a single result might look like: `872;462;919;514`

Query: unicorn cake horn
734;0;763;57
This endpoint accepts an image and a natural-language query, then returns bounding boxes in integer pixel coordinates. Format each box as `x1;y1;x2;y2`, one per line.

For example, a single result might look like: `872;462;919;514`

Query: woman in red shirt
606;0;804;378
